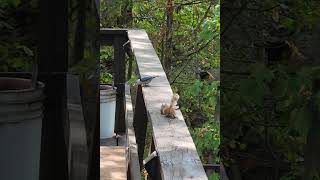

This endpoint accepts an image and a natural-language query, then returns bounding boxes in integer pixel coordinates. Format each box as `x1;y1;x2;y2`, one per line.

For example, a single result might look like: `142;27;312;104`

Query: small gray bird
136;75;158;86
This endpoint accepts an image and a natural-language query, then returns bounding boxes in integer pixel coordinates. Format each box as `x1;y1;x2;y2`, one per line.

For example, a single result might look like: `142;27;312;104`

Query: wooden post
147;138;162;180
126;47;133;81
67;74;88;180
126;84;142;180
133;85;148;169
38;0;69;179
114;35;127;133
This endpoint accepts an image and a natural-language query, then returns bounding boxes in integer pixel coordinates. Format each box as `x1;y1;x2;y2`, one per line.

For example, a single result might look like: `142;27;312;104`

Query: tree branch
194;1;213;33
170;33;217;85
176;0;204;7
221;0;250;37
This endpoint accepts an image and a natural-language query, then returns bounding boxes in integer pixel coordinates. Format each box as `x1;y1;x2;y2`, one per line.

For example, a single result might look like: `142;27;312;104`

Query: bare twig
175;0;205;7
195;1;214;32
170;35;217;85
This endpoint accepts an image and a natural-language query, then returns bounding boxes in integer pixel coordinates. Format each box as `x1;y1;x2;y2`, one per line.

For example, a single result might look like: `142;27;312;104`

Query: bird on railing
135;75;158;86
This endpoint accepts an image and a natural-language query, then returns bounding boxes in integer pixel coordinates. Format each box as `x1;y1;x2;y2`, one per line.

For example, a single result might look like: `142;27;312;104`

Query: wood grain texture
125;84;142;180
128;30;207;180
100;146;127;180
133;85;149;168
67;74;88;180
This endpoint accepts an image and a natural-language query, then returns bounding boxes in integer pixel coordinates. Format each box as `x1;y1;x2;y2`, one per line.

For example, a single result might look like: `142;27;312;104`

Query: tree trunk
117;0;133;28
164;0;174;78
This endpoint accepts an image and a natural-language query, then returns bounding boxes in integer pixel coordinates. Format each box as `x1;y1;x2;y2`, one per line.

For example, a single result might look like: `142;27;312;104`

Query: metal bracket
122;40;131;47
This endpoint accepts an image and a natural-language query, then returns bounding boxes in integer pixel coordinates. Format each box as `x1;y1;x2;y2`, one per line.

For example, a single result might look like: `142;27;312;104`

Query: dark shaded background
221;0;320;179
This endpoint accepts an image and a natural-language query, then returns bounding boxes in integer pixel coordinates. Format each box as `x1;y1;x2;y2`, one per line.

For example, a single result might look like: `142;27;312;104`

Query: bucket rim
100;84;117;90
0;77;45;93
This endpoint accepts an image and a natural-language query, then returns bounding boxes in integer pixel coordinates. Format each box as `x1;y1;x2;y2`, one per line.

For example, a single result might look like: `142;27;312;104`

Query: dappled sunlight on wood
128;30;207;179
100;146;127;180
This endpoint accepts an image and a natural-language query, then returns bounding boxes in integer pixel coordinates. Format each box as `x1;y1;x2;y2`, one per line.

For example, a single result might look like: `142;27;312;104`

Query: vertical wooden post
38;0;68;179
147;138;162;180
114;35;127;133
67;75;88;180
126;48;133;81
133;85;148;169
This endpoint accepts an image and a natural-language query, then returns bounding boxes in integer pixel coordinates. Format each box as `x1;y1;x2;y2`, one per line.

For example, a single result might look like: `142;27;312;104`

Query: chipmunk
160;93;179;119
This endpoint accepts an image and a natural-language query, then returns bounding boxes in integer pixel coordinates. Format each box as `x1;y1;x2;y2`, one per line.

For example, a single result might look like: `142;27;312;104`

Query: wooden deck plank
100;146;127;180
100;134;127;146
125;84;142;180
128;30;207;180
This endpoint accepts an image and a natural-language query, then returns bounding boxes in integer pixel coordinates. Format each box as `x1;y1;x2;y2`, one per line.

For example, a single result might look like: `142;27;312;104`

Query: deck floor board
100;146;127;180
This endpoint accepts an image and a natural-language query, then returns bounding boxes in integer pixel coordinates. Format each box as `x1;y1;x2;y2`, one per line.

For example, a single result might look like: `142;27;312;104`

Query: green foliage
100;0;132;28
133;0;220;168
127;73;138;86
130;0;219;69
175;80;220;164
100;46;113;84
0;0;38;72
190;120;220;163
100;71;113;84
179;80;218;120
208;172;220;180
100;1;122;27
0;0;21;8
101;0;220;171
280;1;320;31
200;3;220;42
223;62;320;179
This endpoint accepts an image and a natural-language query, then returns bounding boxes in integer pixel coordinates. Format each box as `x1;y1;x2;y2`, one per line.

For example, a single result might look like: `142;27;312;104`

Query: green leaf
252;63;274;82
239;143;246;150
22;46;34;56
11;57;25;69
287;77;301;96
281;17;295;31
291;107;313;136
208;172;219;180
276;99;291;112
4;0;21;7
274;78;288;97
239;79;267;104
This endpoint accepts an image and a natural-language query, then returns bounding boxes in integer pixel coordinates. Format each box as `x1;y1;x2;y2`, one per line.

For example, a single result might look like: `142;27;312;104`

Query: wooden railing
101;28;208;179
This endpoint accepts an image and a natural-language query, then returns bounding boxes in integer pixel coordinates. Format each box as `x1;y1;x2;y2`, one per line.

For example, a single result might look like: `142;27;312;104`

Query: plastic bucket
0;77;45;180
100;85;116;139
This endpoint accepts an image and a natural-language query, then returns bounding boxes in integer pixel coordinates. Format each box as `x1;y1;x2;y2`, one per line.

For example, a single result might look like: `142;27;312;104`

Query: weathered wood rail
101;28;208;179
129;30;207;179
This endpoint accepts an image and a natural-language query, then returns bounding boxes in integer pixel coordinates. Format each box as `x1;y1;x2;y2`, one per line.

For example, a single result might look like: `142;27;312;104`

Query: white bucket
100;85;116;139
0;77;44;180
